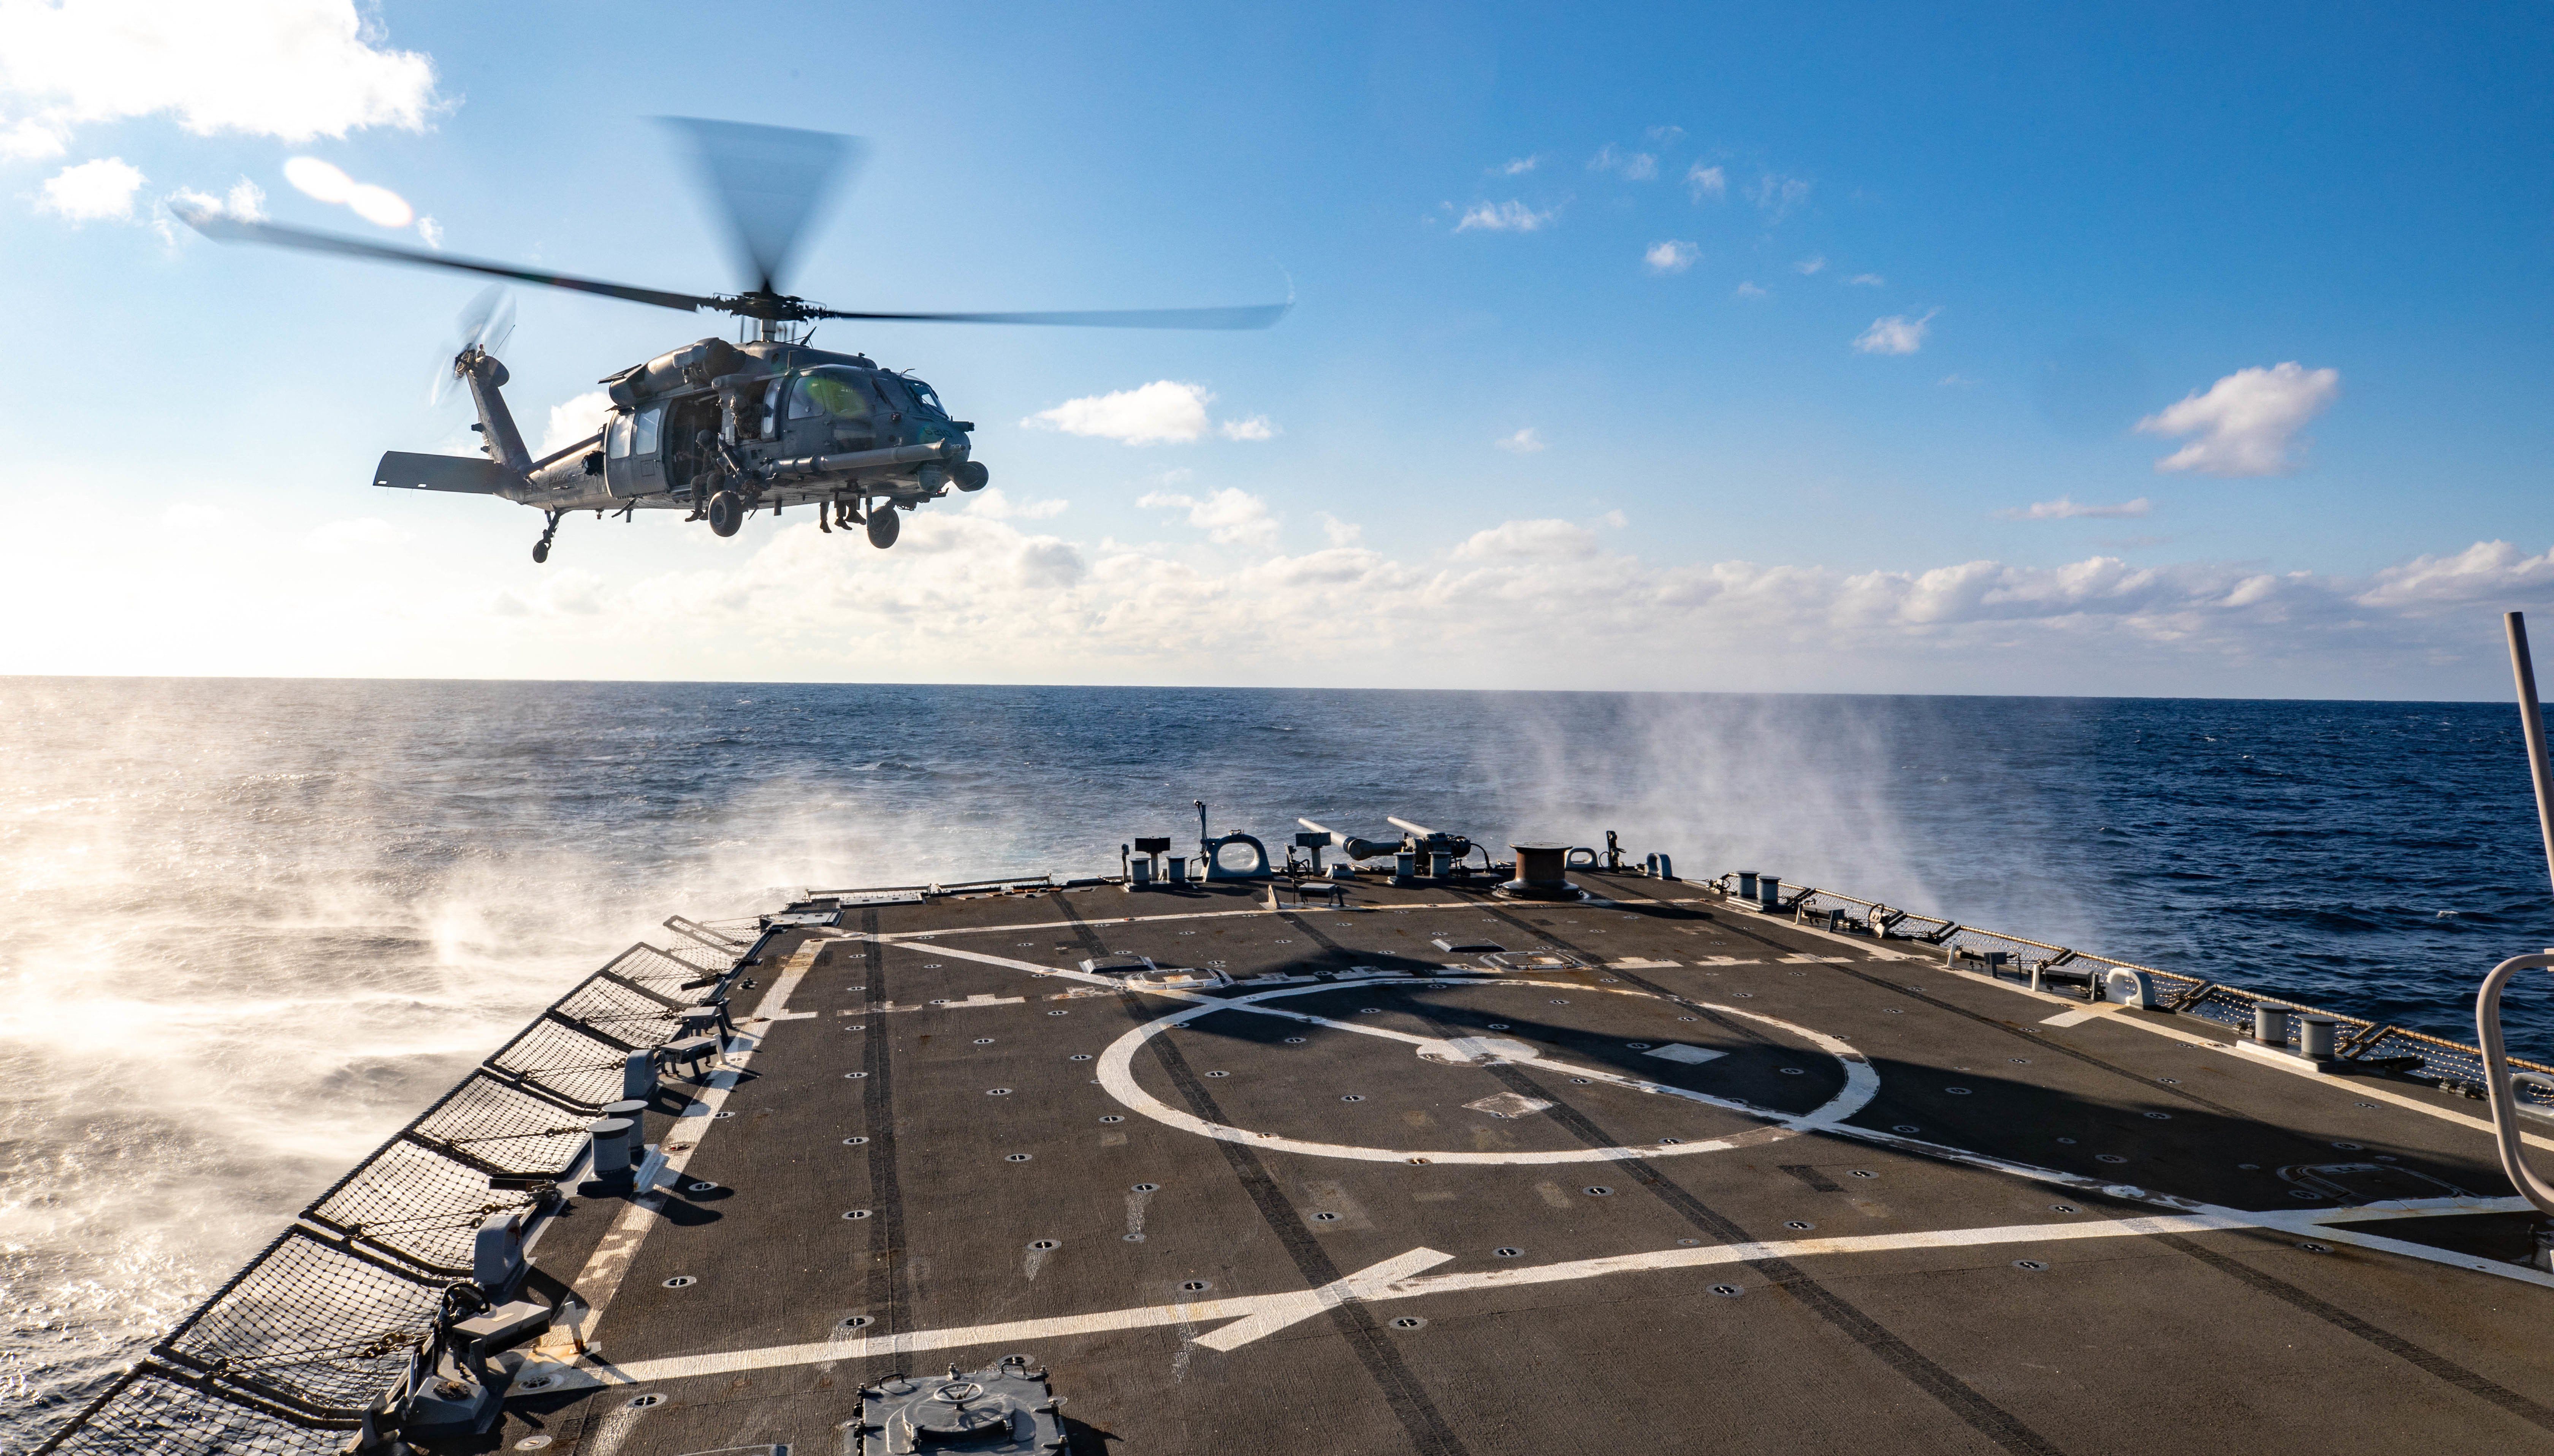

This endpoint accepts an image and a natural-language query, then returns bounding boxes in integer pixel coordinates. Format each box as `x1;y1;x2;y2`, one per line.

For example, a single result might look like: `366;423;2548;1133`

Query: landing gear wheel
532;541;549;564
707;490;744;538
532;511;561;564
866;506;900;549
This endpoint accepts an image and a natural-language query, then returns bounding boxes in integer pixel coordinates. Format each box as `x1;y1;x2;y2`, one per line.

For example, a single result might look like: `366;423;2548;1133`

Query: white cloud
302;516;406;553
1793;255;1827;275
1588;143;1657;180
1494;155;1538;176
1732;281;1767;299
1495;427;1546;454
0;0;439;155
1138;487;1277;549
962;487;1068;521
1848;273;1884;287
1750;173;1811;221
1938;373;1980;388
1454;199;1558;233
160;177;266;242
1645;125;1684;144
1685;163;1725;201
0;114;63;158
2136;362;2340;477
36;157;143;220
283;155;412;227
1644;240;1698;274
1218;415;1277;442
1025;381;1212;445
1853;309;1939;355
540;390;614;455
1993;497;2154;521
1318;513;1363;547
1453;518;1602;560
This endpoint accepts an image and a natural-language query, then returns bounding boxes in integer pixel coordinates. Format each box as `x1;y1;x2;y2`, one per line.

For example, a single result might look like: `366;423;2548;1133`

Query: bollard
1429;850;1454;878
2297;1014;2338;1060
1503;844;1575;900
1736;871;1759;901
1945;943;1961;967
1760;875;1782;910
2254;1003;2293;1047
1394;851;1417;883
1164;855;1187;885
474;1212;526;1292
622;1050;658;1103
1129;857;1153;887
587;1116;636;1189
2030;964;2046;993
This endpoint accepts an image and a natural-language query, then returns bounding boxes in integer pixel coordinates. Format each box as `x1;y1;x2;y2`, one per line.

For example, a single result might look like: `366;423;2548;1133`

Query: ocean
6;677;2552;1442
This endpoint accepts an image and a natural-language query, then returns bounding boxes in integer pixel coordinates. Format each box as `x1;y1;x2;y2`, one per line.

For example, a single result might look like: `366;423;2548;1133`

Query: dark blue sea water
6;678;2554;1440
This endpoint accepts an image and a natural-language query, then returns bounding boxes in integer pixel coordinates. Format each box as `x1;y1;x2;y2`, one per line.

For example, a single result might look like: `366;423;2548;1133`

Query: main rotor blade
659;117;863;296
805;302;1291;330
177;208;722;315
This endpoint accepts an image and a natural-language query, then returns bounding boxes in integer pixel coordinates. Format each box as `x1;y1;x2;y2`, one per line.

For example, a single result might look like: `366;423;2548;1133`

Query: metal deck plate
473;874;2553;1454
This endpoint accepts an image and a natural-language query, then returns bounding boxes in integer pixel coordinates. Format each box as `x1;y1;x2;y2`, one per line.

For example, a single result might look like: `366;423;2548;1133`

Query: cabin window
791;369;876;421
633;404;663;457
605;413;632;459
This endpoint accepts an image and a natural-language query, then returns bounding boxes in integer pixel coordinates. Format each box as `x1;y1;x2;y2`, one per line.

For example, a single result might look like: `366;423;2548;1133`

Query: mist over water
5;678;2551;1443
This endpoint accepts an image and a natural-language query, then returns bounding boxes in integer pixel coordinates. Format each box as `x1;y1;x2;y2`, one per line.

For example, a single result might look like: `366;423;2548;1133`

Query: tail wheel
531;541;549;564
866;505;900;549
707;490;744;538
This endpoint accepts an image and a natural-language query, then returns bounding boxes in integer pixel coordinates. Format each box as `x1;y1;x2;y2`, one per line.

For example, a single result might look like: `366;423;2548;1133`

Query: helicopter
177;119;1286;563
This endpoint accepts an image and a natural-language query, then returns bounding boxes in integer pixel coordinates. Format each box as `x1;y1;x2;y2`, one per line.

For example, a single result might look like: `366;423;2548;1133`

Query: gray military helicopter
179;119;1285;562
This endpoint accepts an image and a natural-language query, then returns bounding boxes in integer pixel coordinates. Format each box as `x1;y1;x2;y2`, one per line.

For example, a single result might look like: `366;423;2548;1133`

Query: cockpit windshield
898;374;950;419
788;367;875;421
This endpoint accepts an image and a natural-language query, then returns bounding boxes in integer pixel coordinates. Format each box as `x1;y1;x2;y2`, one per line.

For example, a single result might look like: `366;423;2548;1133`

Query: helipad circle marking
1092;976;1879;1165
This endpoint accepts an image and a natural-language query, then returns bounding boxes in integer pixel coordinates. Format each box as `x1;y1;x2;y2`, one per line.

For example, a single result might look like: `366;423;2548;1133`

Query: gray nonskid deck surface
499;872;2554;1456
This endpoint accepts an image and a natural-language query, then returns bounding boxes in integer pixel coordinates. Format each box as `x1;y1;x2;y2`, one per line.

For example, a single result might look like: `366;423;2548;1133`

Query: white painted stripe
533;950;814;1360
2040;1007;2104;1027
1190;1247;1453;1350
517;1199;2554;1394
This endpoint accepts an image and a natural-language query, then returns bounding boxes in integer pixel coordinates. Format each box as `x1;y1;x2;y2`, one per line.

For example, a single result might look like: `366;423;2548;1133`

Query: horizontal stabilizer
374;451;523;494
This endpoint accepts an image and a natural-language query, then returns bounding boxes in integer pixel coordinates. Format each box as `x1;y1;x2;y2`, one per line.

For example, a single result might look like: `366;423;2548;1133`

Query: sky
1;0;2549;697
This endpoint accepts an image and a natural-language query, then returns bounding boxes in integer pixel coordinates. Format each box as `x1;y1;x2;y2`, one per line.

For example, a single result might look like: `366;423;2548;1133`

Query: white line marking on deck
2040;1007;2104;1027
533;947;813;1361
512;1196;2553;1393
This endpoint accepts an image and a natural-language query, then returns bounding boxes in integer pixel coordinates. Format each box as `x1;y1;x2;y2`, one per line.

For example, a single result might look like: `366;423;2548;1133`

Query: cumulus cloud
1732;281;1767;299
1453;518;1601;560
1495;428;1546;454
1454;199;1559;233
1685;162;1725;201
1848;273;1884;287
1138;487;1278;549
1318;513;1363;547
1644;240;1698;274
1853;310;1938;355
540;390;614;455
0;0;439;154
962;487;1068;521
1793;255;1827;275
36;157;144;220
1993;497;2153;521
1027;381;1233;446
1218;416;1276;442
2136;362;2340;477
282;154;413;227
1588;143;1657;180
1750;173;1811;221
1493;155;1538;176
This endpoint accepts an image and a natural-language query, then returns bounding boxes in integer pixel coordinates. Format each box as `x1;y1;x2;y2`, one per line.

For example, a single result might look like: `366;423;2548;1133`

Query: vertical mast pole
2504;612;2554;899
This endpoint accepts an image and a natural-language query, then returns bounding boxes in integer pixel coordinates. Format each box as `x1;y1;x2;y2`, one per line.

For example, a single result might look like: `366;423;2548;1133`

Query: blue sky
2;1;2549;694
